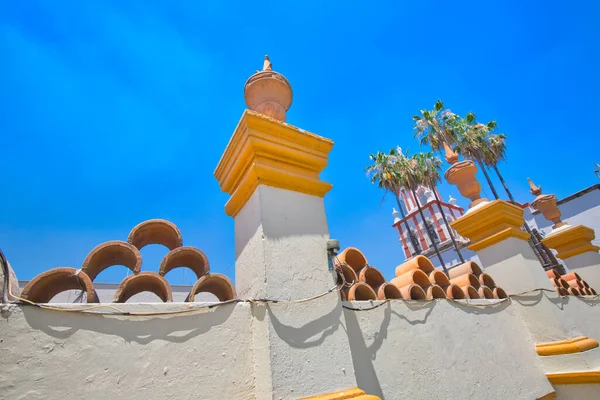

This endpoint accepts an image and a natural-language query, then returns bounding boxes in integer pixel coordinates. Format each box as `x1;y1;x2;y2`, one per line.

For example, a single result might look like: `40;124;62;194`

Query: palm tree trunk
492;164;516;203
475;157;499;199
395;193;421;255
411;189;448;275
431;187;465;263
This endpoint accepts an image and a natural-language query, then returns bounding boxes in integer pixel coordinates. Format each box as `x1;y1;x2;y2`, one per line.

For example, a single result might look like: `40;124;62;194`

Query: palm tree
365;151;421;254
413;100;459;152
484;132;516;202
412;101;467;263
416;151;466;264
452;113;500;200
392;149;448;274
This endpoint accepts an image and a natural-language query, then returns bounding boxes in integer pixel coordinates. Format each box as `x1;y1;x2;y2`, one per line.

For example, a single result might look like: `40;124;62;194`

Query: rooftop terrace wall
5;292;595;399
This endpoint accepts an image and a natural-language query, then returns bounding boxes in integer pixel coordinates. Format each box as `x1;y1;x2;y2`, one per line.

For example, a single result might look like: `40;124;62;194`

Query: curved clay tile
390;269;430;290
186;274;236;302
358;266;385;292
127;219;183;251
546;269;560;280
562;272;581;282
159;246;209;280
336;263;358;286
347;282;377;301
428;270;450;287
448;261;482;279
551;278;569;290
478;273;496;289
425;284;447;299
336;263;358;301
81;241;142;282
449;273;480;289
336;247;368;272
376;283;401;300
478;286;494;299
399;284;427;300
462;285;479;299
493;287;508;299
21;267;98;303
444;284;465;299
113;272;172;303
395;255;434;277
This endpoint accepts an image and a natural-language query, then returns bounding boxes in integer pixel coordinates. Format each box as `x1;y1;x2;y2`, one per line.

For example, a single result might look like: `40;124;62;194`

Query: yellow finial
443;142;459;164
263;55;272;71
527;178;542;196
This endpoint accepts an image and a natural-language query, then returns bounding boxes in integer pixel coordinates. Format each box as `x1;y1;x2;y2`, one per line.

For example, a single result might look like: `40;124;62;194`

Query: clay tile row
20;219;236;304
546;269;597;296
335;248;508;301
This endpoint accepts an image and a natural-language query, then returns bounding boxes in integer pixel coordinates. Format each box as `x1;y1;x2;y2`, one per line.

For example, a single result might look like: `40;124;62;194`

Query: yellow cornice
546;371;600;385
450;200;530;252
536;336;599;356
300;387;380;400
214;110;333;217
542;225;600;260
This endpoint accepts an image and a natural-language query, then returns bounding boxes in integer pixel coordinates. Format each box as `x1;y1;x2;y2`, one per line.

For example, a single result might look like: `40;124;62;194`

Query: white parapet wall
344;298;554;399
3;293;600;399
0;302;256;400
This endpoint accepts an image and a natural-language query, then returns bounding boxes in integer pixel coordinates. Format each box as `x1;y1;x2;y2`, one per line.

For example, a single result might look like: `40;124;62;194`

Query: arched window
425;219;440;244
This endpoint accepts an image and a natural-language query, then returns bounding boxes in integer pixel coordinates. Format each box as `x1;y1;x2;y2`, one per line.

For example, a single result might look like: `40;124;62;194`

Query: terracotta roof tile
337;247;508;301
19;219;236;304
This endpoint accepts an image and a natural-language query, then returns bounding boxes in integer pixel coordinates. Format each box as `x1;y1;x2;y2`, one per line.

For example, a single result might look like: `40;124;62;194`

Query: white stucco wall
560;251;600;290
0;302;255;400
554;384;600;400
477;237;554;294
234;185;337;301
344;298;555;400
9;293;599;399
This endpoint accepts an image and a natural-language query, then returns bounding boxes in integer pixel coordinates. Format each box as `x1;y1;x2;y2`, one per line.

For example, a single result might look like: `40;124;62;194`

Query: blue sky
1;0;599;285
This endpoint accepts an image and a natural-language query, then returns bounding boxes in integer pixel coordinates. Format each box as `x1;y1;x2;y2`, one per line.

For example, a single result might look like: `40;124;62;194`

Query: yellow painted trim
542;225;600;260
450;200;531;251
536;336;599;356
300;387;380;400
546;371;600;385
214;110;334;217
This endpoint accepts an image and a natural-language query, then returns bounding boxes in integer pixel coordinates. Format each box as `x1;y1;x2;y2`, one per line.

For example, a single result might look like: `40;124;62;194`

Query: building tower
392;185;469;267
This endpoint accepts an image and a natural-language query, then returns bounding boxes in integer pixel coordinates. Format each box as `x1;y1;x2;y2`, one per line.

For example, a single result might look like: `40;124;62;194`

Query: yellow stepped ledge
547;371;600;385
536;336;599;356
300;387;380;400
214;110;334;217
450;200;530;252
542;225;600;260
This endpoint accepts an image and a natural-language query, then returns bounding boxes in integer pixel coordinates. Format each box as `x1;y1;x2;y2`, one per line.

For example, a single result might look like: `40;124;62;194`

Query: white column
235;185;336;300
543;225;600;290
451;200;553;294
